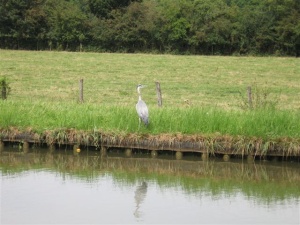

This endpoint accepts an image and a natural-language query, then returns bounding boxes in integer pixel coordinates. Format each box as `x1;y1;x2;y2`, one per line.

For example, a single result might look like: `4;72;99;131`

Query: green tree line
0;0;299;55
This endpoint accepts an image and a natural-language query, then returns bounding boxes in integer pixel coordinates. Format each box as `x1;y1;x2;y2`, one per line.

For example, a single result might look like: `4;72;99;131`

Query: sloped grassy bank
0;100;300;157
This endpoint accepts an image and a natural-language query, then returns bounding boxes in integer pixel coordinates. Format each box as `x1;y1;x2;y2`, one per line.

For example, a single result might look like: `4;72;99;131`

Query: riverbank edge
0;127;299;158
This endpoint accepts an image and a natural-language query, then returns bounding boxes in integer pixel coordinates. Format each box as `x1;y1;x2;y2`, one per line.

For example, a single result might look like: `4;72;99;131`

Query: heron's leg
138;118;141;129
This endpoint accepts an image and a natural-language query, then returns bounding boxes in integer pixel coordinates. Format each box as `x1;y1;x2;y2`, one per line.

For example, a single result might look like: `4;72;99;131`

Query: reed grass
0;100;299;139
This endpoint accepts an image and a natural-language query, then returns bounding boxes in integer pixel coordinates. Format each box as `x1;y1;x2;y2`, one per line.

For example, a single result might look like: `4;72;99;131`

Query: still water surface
1;149;300;224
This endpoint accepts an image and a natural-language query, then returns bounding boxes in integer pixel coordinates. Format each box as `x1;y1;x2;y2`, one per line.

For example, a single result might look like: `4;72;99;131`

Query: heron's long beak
137;84;146;90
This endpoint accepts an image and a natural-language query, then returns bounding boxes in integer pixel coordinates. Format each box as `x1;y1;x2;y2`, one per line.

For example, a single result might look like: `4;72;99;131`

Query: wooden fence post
0;141;4;152
1;86;6;100
155;81;162;107
79;79;84;103
247;86;252;109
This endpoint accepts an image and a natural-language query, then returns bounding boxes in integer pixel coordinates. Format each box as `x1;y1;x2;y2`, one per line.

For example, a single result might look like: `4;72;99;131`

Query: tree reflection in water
1;149;300;224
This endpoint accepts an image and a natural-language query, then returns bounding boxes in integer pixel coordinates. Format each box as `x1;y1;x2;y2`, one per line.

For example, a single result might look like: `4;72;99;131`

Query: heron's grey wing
134;182;148;204
136;100;149;125
134;182;148;218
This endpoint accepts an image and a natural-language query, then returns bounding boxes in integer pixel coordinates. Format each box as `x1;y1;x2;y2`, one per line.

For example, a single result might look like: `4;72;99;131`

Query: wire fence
2;78;300;110
3;79;165;107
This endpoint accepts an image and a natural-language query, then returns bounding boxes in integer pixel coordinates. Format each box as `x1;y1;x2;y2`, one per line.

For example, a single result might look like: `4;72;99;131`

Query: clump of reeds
238;84;280;110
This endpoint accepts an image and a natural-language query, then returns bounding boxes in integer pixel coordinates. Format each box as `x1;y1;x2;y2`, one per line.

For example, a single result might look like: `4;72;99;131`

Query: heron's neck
137;87;142;100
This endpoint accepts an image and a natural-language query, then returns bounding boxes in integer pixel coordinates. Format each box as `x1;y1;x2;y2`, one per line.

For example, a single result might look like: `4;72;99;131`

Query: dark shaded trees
0;0;47;49
88;0;141;18
187;0;234;54
0;0;299;55
89;0;161;52
44;0;88;50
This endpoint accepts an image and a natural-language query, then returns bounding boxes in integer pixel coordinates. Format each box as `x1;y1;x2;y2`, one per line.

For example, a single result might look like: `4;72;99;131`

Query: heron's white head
137;84;146;93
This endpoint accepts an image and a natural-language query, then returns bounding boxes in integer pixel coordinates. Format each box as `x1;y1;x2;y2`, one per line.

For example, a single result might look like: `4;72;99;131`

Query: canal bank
1;128;299;161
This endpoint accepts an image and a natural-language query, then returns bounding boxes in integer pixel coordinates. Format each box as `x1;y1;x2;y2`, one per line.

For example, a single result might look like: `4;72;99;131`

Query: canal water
1;148;299;224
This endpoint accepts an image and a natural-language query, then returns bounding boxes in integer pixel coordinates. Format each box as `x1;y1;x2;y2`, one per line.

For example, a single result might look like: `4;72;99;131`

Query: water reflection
1;148;300;224
134;181;148;220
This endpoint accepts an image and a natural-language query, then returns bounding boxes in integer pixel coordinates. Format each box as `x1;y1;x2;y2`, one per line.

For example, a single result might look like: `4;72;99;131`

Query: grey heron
136;84;149;127
134;181;148;218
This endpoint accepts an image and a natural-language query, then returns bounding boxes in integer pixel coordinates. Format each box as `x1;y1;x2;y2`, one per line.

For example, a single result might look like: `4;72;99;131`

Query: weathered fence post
175;151;183;160
79;79;84;103
48;144;56;152
125;148;132;157
0;141;4;152
247;86;252;109
23;142;29;153
100;146;107;158
1;86;6;100
201;153;209;161
155;81;162;107
1;77;9;100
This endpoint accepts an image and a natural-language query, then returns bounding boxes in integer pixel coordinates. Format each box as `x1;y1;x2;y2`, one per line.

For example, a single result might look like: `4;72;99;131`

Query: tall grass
0;100;299;139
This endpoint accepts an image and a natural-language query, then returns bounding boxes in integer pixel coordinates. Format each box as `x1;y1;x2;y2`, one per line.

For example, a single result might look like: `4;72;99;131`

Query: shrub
238;84;280;110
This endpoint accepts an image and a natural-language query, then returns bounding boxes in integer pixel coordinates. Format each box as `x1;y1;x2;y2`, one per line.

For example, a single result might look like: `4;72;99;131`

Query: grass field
1;50;299;109
0;50;300;142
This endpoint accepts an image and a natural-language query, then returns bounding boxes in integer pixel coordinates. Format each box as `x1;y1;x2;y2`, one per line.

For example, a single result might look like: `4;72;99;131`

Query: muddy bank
0;128;299;159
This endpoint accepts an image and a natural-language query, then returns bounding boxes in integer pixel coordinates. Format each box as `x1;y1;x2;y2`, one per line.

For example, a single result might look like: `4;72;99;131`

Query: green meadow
0;50;299;140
